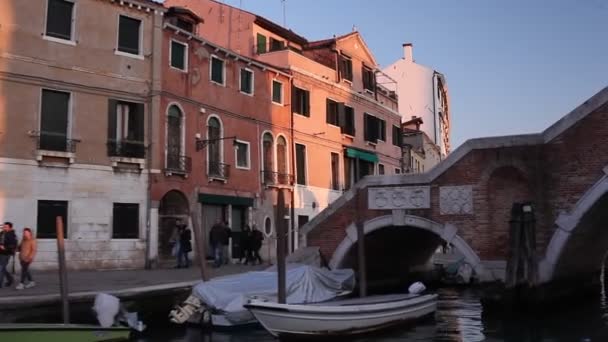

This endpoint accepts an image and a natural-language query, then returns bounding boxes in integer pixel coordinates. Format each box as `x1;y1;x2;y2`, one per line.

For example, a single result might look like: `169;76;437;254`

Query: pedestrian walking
222;221;231;265
0;222;17;288
177;224;192;268
239;225;252;265
209;219;228;268
16;228;36;290
250;225;264;265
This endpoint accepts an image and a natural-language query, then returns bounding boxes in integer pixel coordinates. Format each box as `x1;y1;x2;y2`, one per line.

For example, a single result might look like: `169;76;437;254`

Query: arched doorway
158;190;190;262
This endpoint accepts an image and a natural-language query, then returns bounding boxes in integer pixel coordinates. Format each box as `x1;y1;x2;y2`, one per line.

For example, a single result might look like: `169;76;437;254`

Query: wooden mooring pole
356;189;368;297
276;189;287;304
56;216;70;324
191;187;208;281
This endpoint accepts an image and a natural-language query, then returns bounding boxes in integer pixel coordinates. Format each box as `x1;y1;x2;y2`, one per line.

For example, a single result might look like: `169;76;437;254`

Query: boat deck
312;293;420;307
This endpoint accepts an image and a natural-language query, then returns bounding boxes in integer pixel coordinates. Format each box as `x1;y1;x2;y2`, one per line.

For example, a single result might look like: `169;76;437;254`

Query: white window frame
260;130;275;173
164;103;186;170
239;68;255;96
329;151;341;191
206;114;224;175
38;87;73;142
169;39;188;72
272;80;284;105
115;14;144;60
234;139;251;170
43;0;77;46
294;142;308;186
209;55;226;86
377;163;385;175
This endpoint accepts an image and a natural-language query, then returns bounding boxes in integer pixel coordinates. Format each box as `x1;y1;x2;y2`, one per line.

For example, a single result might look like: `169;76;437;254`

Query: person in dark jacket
209;219;228;268
0;222;17;288
222;221;231;265
250;225;264;265
176;223;192;268
239;225;252;265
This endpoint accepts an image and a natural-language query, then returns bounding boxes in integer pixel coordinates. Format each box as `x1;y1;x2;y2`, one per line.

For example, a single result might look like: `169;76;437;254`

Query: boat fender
408;282;426;294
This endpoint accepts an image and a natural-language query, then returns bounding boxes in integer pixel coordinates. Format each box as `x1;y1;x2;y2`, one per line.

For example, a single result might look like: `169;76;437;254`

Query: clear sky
178;0;607;149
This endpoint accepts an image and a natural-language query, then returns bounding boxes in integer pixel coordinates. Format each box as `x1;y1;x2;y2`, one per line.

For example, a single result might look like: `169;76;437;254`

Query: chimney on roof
403;43;413;62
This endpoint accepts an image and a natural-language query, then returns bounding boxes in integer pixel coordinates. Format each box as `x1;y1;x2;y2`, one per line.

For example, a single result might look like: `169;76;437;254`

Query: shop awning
345;147;378;163
198;193;254;206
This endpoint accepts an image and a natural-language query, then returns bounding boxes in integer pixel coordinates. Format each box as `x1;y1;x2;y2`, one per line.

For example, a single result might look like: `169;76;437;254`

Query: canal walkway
0;264;266;309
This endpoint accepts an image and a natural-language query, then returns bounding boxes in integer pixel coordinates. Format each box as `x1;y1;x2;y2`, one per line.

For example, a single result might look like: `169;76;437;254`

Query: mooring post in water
56;216;70;323
191;187;208;281
276;189;287;304
356;189;368;297
506;203;523;289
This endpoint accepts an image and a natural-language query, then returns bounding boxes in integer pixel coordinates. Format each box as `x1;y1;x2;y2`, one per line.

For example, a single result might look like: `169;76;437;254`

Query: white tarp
191;265;355;324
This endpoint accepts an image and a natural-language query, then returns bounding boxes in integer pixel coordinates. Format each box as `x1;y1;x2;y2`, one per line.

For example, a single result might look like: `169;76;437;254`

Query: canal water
131;287;608;341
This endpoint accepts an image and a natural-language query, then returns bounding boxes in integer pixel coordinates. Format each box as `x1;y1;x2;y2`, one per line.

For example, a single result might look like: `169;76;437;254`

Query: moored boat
244;293;437;338
0;323;131;342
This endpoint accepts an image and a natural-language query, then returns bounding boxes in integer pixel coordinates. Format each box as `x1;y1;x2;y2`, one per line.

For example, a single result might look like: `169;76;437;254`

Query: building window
166;105;183;169
235;140;250;169
272;80;283;104
210;56;225;85
40;89;70;152
276;136;289;184
262;132;274;183
392;125;402;147
207;117;223;176
331;152;340;191
343;106;355;136
170;40;187;71
240;68;254;95
112;203;139;239
269;37;285;52
107;100;145;158
364;113;386;143
117;15;141;56
295;143;307;185
378;164;385;175
326;99;339;126
256;33;267;54
339;55;353;82
362;65;375;92
264;217;273;237
45;0;74;41
292;86;310;117
37;200;68;239
176;18;194;33
395;168;401;174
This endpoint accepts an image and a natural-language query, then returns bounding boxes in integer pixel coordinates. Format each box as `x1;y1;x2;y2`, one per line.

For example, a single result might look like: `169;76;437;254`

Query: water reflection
134;284;608;341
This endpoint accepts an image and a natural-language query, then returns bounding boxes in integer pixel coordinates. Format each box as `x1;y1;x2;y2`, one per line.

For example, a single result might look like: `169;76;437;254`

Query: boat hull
245;294;437;337
0;324;130;342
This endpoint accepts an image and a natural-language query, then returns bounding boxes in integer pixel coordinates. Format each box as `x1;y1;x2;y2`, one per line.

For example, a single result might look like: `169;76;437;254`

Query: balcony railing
208;161;231;180
165;155;192;174
37;132;79;153
261;170;294;186
107;140;145;158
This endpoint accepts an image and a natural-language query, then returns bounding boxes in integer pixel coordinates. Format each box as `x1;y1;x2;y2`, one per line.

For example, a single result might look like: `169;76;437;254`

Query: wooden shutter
107;99;117;141
133;103;145;142
337;103;346;132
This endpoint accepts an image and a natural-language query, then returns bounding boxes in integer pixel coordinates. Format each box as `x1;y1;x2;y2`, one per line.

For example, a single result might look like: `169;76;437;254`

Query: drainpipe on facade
431;71;440;161
289;77;296;251
144;12;160;270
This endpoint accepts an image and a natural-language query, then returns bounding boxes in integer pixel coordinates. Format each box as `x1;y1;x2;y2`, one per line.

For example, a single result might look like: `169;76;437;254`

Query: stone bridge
302;87;608;286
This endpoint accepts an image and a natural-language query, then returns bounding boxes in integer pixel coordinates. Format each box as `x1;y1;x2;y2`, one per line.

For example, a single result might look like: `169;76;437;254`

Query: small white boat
244;293;437;338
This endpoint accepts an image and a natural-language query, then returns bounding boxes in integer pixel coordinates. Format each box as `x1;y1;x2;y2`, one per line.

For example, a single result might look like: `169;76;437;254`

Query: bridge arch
540;167;608;283
329;214;487;280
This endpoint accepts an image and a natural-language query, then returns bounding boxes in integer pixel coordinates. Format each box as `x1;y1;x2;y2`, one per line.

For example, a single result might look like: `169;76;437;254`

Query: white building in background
381;43;451;158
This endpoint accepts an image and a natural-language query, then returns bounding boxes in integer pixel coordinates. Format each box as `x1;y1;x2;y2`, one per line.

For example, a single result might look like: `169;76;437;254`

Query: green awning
345;147;378;163
198;193;254;206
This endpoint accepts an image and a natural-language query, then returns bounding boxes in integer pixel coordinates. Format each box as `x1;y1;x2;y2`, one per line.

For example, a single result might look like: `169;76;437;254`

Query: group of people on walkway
0;222;37;290
209;219;264;268
171;220;193;269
